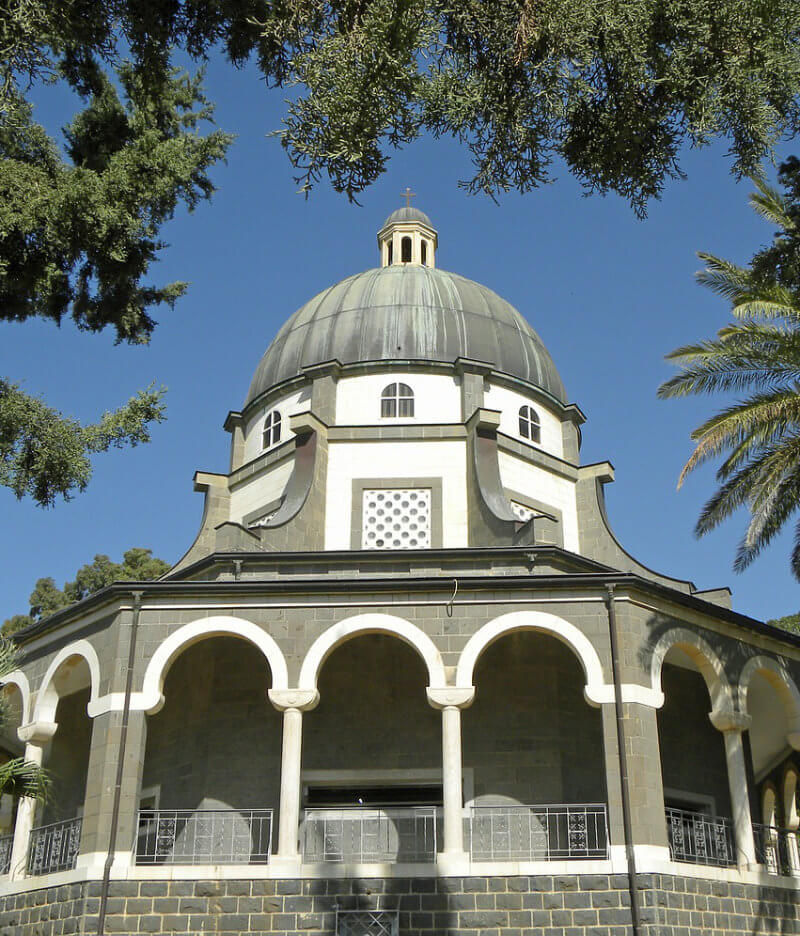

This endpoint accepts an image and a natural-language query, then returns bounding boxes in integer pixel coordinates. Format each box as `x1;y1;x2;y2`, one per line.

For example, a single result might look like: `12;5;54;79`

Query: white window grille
518;405;540;443
380;383;414;418
248;508;279;528
510;500;535;523
362;489;431;549
262;410;282;449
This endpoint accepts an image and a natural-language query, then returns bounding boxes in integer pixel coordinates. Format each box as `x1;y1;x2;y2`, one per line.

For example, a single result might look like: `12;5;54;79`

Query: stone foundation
0;873;797;936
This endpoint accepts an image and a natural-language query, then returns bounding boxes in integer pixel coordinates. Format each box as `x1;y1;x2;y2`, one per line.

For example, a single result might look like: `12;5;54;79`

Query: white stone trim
455;611;608;705
139;616;289;713
590;683;665;708
33;639;101;723
0;670;31;725
298;613;447;690
739;655;800;734
649;626;735;715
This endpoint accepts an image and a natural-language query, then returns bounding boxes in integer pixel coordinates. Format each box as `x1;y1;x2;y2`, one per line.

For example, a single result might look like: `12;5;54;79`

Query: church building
2;206;800;934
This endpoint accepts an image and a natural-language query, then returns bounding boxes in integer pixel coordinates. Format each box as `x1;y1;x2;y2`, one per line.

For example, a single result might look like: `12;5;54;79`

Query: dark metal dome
246;265;566;406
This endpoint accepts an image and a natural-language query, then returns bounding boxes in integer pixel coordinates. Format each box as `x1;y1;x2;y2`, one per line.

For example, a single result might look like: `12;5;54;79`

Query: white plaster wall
242;388;311;464
325;440;468;549
498;452;579;553
484;383;564;459
229;460;294;523
335;373;461;425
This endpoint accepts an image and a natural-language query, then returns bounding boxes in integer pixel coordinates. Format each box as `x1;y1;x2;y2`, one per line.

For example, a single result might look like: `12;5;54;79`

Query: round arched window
381;383;414;418
262;410;282;449
518;405;540;443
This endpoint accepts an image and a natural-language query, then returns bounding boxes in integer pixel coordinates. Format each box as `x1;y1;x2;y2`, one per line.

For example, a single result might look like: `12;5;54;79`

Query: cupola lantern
378;190;438;268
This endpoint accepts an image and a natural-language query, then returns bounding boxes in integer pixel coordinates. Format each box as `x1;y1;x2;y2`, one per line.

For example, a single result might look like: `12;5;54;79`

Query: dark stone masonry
0;874;798;936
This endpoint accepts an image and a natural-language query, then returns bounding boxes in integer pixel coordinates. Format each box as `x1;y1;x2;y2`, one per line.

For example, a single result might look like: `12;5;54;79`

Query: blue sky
2;53;797;622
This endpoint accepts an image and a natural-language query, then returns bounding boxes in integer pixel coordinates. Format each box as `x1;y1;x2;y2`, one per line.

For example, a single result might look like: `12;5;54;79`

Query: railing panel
0;833;12;875
135;809;273;865
753;823;800;875
665;807;735;867
468;804;608;861
302;808;437;863
28;817;82;875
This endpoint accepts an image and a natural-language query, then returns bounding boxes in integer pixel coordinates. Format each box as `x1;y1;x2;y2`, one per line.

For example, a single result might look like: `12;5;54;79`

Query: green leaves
0;380;166;506
660;176;800;579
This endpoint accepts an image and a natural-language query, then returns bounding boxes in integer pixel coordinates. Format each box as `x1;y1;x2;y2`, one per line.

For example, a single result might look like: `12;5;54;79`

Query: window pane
519;416;528;438
398;397;414;417
381;398;396;418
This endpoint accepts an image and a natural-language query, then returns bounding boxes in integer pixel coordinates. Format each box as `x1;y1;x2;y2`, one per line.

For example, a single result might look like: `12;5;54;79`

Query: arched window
518;405;540;443
421;241;428;266
262;410;282;449
401;236;412;263
387;241;393;265
381;383;414;418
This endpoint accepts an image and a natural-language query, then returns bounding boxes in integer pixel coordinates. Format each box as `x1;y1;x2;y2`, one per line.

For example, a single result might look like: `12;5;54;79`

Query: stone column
427;688;475;867
78;708;148;873
600;699;670;859
711;709;756;869
268;690;319;868
9;722;57;880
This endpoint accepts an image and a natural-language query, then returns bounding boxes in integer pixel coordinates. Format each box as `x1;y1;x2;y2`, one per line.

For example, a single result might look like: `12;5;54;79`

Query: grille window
518;405;541;443
262;410;282;449
362;488;431;549
380;382;414;418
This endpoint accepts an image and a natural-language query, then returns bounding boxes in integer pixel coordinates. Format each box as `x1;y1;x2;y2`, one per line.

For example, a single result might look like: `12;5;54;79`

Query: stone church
2;206;800;935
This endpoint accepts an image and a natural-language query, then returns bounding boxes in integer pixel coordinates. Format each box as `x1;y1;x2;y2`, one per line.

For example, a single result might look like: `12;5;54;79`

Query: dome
381;206;434;229
246;264;567;406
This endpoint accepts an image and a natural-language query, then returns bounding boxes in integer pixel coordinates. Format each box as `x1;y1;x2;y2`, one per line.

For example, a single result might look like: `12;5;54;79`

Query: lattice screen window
510;500;535;523
337;910;398;936
362;488;431;549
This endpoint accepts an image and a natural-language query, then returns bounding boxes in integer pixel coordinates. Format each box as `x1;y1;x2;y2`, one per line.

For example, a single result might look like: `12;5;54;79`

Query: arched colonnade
3;611;800;878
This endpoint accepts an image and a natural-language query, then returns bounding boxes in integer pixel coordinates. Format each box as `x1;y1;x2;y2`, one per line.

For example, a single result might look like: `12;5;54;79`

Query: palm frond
750;176;795;231
0;758;49;801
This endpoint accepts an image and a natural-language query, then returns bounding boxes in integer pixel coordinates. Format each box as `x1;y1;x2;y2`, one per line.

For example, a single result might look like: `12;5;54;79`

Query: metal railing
665;807;735;867
28;817;82;875
468;804;608;861
135;809;273;865
753;823;800;875
302;807;438;863
0;833;12;874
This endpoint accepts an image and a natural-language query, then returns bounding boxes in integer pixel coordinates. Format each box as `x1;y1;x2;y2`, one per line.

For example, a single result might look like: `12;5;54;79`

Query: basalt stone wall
2;873;799;936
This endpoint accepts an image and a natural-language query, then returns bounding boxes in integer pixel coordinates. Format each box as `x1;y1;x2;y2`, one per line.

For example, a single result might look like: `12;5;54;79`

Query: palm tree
0;638;48;800
658;177;800;578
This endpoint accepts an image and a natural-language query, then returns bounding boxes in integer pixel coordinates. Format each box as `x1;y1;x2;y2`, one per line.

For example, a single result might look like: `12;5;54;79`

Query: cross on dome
401;187;416;207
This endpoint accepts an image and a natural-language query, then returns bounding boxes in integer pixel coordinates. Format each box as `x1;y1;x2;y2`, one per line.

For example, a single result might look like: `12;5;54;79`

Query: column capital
709;708;751;733
426;687;475;710
17;721;57;746
268;689;319;712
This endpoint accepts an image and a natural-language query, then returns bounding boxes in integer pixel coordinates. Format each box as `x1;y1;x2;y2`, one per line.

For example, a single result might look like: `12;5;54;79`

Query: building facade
2;207;800;935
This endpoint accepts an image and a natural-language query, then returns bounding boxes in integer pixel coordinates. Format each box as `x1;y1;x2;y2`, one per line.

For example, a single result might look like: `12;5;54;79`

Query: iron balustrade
28;817;82;875
752;823;800;875
0;833;12;874
468;804;608;862
302;807;438;863
135;809;273;865
665;807;735;867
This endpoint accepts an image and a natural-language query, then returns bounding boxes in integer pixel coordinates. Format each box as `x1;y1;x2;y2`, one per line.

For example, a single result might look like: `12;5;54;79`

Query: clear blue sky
2;53;797;622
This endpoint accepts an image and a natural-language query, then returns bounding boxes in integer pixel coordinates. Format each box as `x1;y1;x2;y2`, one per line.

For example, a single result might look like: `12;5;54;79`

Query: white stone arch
0;670;31;726
763;782;779;827
649;627;734;716
33;640;102;723
784;766;800;831
141;616;289;714
298;613;447;691
738;656;800;735
455;611;608;706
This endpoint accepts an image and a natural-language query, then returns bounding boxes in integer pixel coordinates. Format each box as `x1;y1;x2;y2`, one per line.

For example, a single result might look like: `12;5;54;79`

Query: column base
436;850;470;875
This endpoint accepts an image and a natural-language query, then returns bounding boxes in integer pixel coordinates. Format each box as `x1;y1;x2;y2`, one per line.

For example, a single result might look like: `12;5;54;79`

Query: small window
387;241;393;265
380;383;414;418
262;410;282;449
401;236;412;263
518;405;540;443
421;241;427;266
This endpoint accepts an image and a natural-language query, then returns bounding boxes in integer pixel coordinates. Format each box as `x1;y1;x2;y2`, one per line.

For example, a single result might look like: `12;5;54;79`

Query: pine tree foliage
2;548;170;635
659;176;800;578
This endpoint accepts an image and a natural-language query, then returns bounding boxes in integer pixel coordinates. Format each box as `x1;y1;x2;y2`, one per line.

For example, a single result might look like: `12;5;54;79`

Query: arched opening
462;631;607;861
380;382;414;418
421;240;427;265
518;405;541;443
387;241;393;265
262;409;282;450
401;236;412;263
301;635;440;863
139;636;282;865
657;645;733;865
